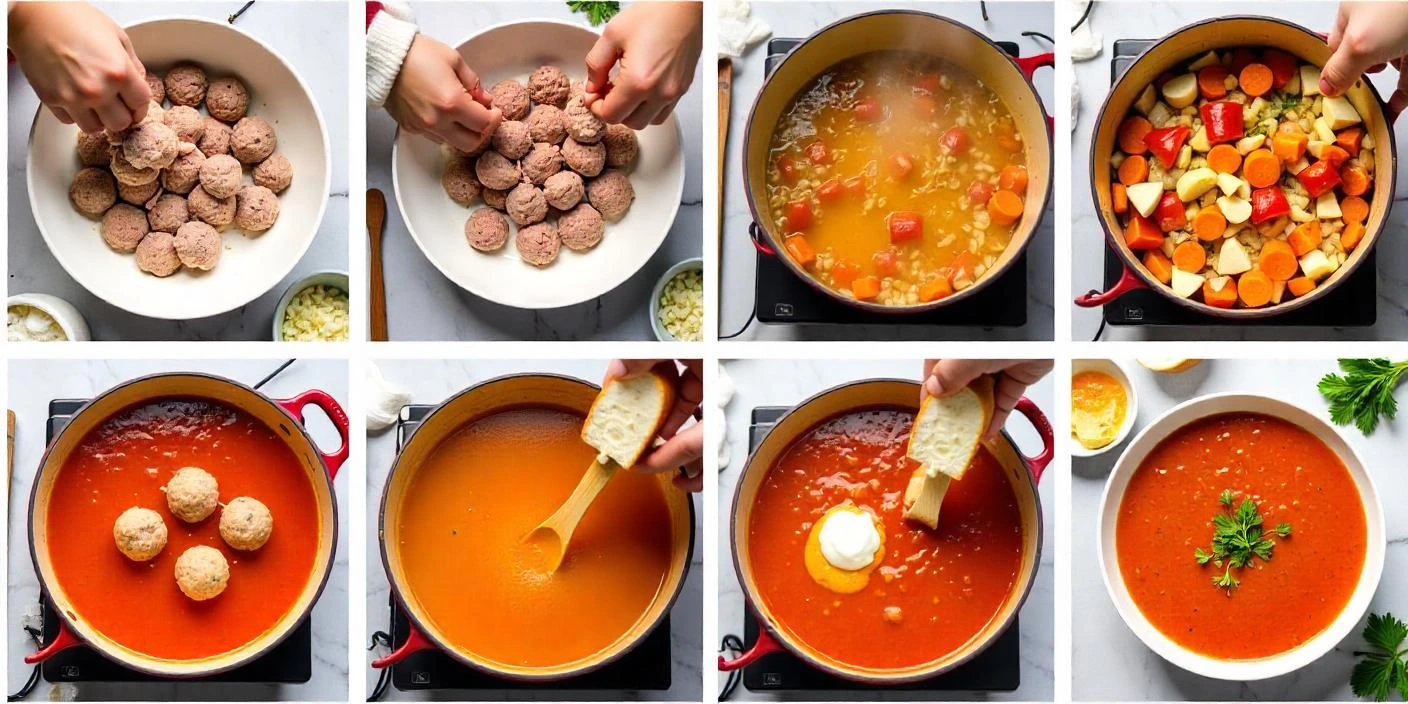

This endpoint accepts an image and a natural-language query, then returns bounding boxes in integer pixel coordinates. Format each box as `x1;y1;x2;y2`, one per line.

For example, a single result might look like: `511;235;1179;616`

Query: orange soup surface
47;398;320;660
749;408;1024;670
397;407;675;668
1116;412;1366;659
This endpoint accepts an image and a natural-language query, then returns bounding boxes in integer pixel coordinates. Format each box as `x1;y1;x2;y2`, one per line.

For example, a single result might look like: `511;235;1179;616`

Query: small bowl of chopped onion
7;293;90;342
273;271;350;342
650;258;703;342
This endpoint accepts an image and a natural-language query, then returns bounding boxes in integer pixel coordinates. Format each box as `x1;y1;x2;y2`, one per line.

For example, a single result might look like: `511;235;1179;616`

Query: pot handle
1010;397;1054;482
1074;261;1149;307
718;626;784;672
1013;52;1055;135
748;222;777;257
24;621;80;664
276;390;350;480
371;621;436;668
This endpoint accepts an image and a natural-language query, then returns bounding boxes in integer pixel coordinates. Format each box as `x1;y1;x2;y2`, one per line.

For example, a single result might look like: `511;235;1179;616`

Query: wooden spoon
526;458;619;572
717;58;733;313
367;188;388;342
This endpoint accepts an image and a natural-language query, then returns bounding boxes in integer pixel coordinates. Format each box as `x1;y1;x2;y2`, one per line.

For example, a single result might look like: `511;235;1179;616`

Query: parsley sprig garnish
1193;489;1291;594
1351;613;1408;701
1319;359;1408;435
566;1;620;25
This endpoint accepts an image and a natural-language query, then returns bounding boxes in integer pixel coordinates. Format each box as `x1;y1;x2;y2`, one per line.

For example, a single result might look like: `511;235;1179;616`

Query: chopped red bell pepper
1143;125;1190;168
887;211;924;243
1199;102;1244;145
1296;160;1342;198
967;180;995;205
1155;192;1188;233
1250;187;1291;225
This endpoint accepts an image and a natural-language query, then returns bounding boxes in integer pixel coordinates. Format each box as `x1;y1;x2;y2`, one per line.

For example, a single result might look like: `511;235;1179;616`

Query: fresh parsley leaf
566;1;619;25
1319;359;1408;435
1351;613;1408;701
1194;547;1213;565
1194;491;1290;595
1219;489;1235;508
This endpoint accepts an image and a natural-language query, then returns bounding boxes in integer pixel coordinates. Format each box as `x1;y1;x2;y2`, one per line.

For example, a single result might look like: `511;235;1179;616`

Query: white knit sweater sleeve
366;1;418;107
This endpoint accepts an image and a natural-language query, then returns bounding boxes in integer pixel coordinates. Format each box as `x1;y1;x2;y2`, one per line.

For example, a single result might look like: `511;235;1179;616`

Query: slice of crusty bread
902;376;995;528
582;369;676;468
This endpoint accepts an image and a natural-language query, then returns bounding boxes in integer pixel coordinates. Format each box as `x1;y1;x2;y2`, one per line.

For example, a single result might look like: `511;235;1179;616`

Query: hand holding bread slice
583;367;677;468
902;375;995;529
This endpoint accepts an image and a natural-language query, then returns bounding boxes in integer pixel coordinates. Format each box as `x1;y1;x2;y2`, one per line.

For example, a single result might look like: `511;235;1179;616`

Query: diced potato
1363;132;1376;150
1238;180;1251;199
1285;68;1301;95
1323;96;1362;130
1300;249;1337;281
1245;97;1267;124
1313;116;1337;144
1176;145;1193;169
1235;134;1266;155
1207;275;1232;292
1290;205;1316;223
1316;191;1342;219
1271;279;1286;304
1171;268;1204;298
1134;85;1158;116
1217;195;1253;224
1300;65;1322;97
1188;51;1221;71
1162;73;1199;109
1306;140;1325;158
1216;238;1252;276
1190;126;1211;152
1148;102;1173;127
1216;173;1244;196
1290;156;1311;175
1160;236;1176;259
1126;181;1164;218
1176;167;1219;202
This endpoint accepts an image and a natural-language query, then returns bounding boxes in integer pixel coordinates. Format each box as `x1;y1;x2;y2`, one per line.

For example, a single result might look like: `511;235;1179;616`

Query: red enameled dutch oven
718;378;1052;683
1076;16;1398;318
742;10;1054;313
26;373;348;678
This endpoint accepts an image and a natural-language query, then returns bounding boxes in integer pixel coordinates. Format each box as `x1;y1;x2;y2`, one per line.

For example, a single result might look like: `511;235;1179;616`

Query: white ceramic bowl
392;19;685;310
650;258;703;341
26;17;330;320
1096;393;1385;681
1070;359;1138;458
271;270;349;341
6;294;91;342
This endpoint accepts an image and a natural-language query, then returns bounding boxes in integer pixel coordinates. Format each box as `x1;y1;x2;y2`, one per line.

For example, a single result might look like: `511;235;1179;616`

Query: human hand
605;359;704;492
921;359;1053;439
583;1;702;129
386;33;502;153
1320;1;1408;113
9;2;151;133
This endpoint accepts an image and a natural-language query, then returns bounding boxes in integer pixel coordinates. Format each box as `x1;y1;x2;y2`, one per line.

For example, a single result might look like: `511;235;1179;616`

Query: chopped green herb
1318;359;1408;435
1351;613;1408;701
566;1;619;25
1192;490;1290;595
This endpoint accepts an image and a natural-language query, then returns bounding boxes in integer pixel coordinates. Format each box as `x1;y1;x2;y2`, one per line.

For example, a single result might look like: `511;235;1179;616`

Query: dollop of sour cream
817;508;881;571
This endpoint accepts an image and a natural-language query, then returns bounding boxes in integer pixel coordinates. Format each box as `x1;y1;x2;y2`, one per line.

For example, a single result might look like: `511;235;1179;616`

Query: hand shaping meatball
165;466;219;522
174;545;229;601
219;496;273;551
113;507;168;561
122;121;179;170
70;167;117;216
144;71;165;105
565;98;605;144
465;208;510;252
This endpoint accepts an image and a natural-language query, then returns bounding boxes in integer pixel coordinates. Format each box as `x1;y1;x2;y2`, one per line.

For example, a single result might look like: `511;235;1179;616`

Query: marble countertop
1072;359;1408;700
363;359;703;700
5;359;350;701
718;1;1054;341
366;2;703;341
1071;2;1408;340
717;359;1054;700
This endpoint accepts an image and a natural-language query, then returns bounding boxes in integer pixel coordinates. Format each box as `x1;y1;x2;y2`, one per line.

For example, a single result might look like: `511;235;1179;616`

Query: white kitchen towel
719;0;772;59
364;360;411;433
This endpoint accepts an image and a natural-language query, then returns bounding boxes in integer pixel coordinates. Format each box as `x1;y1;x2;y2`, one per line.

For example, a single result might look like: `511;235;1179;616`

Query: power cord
367;631;392;701
1072;0;1094;32
8;625;43;701
718;634;744;701
720;311;755;340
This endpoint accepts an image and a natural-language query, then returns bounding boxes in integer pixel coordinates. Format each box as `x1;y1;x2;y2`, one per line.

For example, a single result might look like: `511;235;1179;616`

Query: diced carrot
1238;269;1275;307
1118;116;1153;155
784;235;816;267
851;276;881;300
1192;206;1227;241
1321;145;1351;169
1288;220;1323;256
1242;149;1281;188
1143;250;1174;285
1258;239;1298;280
1271;132;1308;163
998;165;1029;194
1207;144;1243;174
1112;183;1129;214
950;250;981;282
1261;49;1298;89
1172;240;1207;273
1336;127;1364;157
1341;164;1372;196
988;190;1024;226
1342;221;1366;251
1287;276;1317;298
1341;195;1370;224
1124;214;1164;250
1197;64;1230;99
1118;155;1149;185
831;259;861;286
918;278;952;302
1202;278;1239;308
1239;62;1274;97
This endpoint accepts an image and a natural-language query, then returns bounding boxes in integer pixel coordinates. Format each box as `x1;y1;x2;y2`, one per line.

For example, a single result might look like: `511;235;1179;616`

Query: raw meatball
559;202;605;251
219;496;273;551
188;185;235;229
199;154;243;199
162;145;205;194
543;170;583;210
163;105;204;143
110;148;159;186
565;99;605;144
164;63;208;107
70;167;117;216
145;71;165;105
490;79;530;120
197;117;232;157
475;151;520;191
465;208;509;252
118;178;160;207
603;124;639;168
76;130;112;167
505;183;548;226
147;194;189;233
526;105;567;144
174;545;228;601
441;157;481;206
235;185;280;232
587;169;635;220
123;121;179;170
561;137;605;177
106;101;165;146
521;143;562;185
231;116;277;164
113;507;168;561
135;231;181;277
252;153;293;193
100;204;149;253
174;221;221;270
490;120;531;159
166;466;219;522
569;79;585;102
528;65;570;108
482;188;508;211
205;76;249;123
515;221;560;266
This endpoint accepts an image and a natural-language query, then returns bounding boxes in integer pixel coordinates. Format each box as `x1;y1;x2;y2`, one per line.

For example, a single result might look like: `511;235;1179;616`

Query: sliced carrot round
1172;240;1207;273
988;190;1024;226
1193;206;1227;241
1238;269;1275;307
1118;155;1149;185
1207;144;1243;174
1239;62;1274;97
1118;116;1153;155
1341;195;1370;224
1242;149;1282;188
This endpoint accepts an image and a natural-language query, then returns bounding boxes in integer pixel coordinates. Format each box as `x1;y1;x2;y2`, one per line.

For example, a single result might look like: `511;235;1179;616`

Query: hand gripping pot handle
1011;396;1054;481
276;389;350;479
718;624;784;671
1012;52;1055;135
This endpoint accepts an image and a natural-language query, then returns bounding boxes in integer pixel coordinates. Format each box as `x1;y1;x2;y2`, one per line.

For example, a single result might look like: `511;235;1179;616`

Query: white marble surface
1071;2;1408;341
366;3;704;341
364;359;703;700
5;359;350;701
717;359;1054;699
718;2;1055;341
1071;359;1408;700
6;1;349;341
